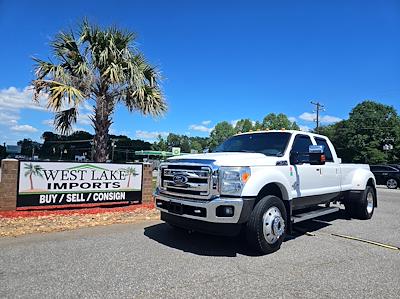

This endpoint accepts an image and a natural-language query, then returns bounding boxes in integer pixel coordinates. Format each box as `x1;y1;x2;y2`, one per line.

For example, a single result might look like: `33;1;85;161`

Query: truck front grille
160;164;215;200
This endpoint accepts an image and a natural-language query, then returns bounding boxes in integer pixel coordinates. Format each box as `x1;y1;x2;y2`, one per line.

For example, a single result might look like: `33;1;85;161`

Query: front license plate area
168;202;183;215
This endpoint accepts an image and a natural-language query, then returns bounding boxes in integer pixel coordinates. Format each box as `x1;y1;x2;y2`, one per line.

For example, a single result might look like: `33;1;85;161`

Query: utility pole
310;101;325;133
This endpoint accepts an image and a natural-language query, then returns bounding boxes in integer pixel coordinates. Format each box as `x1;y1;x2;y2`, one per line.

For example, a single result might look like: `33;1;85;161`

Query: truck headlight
219;167;251;196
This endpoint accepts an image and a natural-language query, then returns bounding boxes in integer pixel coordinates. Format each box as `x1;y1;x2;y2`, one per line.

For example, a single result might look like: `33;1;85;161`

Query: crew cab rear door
313;136;341;194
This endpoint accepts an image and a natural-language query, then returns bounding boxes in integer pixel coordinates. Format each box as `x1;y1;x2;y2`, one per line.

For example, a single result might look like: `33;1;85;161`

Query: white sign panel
17;161;143;207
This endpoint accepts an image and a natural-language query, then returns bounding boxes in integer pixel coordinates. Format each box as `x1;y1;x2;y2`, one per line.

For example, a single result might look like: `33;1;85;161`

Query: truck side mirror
309;145;326;165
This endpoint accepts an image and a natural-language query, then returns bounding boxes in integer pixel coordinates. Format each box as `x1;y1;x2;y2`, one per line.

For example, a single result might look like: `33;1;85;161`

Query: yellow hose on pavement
330;233;400;251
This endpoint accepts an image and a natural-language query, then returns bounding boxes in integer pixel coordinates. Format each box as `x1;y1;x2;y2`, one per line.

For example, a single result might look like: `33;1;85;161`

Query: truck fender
241;167;292;201
348;168;376;191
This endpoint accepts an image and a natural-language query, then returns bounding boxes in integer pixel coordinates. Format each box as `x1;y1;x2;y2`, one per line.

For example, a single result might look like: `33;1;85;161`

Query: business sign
17;161;143;207
172;147;181;156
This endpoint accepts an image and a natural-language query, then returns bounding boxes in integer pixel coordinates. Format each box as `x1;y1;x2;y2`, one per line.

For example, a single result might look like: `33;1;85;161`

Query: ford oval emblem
173;174;188;185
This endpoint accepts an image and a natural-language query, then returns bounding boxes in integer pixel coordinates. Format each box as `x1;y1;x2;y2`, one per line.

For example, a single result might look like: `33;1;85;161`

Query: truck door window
314;137;334;162
291;135;313;163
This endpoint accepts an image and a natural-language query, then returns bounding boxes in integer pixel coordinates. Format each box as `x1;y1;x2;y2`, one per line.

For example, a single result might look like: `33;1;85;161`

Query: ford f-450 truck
154;130;377;254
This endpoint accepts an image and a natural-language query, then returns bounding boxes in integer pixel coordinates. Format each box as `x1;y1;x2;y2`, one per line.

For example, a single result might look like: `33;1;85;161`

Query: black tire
386;178;398;189
245;195;287;254
345;186;375;220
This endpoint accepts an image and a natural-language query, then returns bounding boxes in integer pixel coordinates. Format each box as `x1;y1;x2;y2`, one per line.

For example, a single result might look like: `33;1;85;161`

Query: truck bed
340;163;370;191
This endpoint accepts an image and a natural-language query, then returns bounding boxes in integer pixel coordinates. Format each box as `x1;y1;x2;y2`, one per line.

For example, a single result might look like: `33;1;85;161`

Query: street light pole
111;141;116;162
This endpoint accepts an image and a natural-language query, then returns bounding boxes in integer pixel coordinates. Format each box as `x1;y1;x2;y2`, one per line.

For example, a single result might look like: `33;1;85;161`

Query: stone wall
141;163;154;203
0;159;18;211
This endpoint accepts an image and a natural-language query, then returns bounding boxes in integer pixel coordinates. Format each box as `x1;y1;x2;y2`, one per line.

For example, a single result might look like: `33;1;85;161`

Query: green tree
190;140;203;152
320;101;400;164
32;20;166;162
208;121;235;150
261;113;299;130
166;133;180;147
152;135;168;151
0;144;6;160
17;139;41;158
24;163;44;190
234;119;254;133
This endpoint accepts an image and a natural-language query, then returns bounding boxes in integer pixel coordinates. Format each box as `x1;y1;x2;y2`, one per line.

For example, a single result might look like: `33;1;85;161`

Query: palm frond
124;85;166;116
33;80;84;111
54;107;78;135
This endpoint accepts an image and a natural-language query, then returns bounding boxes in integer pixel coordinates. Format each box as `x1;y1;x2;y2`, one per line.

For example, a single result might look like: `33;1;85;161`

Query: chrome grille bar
160;164;214;200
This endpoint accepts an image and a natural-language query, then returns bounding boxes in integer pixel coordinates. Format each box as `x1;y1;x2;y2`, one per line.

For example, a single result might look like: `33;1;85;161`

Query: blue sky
0;0;399;144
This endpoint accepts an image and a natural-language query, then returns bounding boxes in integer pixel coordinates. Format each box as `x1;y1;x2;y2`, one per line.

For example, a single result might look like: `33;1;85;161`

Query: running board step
292;207;339;223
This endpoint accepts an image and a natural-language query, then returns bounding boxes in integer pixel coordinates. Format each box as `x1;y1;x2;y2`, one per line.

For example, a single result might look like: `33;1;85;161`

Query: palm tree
32;20;167;162
24;163;44;190
125;167;138;188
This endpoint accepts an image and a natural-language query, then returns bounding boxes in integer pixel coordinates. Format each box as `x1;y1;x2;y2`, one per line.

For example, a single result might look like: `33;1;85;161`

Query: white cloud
82;102;94;112
135;130;169;141
288;116;297;122
299;112;316;122
299;125;312;132
0;111;19;125
299;112;341;124
77;112;92;125
201;120;211;125
189;124;213;133
11;124;38;132
42;119;54;127
0;86;46;112
320;115;342;123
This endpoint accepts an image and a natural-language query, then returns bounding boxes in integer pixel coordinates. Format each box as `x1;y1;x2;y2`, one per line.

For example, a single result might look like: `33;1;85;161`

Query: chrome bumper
154;192;244;223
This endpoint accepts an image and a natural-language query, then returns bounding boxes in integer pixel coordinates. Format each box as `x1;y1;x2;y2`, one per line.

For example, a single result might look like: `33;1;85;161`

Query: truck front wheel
246;195;287;254
345;186;375;220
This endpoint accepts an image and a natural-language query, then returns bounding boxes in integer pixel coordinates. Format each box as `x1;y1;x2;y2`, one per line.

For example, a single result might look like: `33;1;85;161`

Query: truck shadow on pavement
143;209;351;257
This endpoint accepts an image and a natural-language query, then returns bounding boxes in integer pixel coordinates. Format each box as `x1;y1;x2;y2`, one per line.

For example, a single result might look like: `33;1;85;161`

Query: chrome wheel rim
387;179;398;189
366;191;374;214
262;206;285;244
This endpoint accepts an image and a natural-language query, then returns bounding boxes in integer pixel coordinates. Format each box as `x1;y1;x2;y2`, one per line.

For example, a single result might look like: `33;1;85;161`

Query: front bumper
154;191;255;224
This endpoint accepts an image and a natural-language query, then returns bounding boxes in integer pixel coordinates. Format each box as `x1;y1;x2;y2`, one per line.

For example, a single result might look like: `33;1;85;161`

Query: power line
310;101;325;133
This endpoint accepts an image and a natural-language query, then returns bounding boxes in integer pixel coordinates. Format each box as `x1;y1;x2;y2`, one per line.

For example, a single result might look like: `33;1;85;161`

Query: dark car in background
370;165;400;189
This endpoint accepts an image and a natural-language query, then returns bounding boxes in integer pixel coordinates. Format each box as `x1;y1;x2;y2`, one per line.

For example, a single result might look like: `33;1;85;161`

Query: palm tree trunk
93;96;112;162
127;174;131;188
29;174;33;190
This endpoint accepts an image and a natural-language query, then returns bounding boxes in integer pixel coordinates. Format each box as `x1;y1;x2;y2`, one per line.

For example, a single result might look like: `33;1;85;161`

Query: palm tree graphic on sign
24;163;44;190
125;167;138;188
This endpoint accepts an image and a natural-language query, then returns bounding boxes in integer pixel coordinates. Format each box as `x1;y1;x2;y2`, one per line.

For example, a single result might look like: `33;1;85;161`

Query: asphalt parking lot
1;187;399;298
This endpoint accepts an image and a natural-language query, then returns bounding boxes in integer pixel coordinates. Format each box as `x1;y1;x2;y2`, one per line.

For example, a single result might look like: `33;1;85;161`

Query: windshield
213;132;292;157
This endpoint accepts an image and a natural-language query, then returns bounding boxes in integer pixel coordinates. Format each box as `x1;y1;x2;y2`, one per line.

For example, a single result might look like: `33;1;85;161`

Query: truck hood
167;152;284;167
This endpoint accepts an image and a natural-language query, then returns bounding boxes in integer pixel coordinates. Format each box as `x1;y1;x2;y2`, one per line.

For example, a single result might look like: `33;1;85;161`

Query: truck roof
234;129;328;139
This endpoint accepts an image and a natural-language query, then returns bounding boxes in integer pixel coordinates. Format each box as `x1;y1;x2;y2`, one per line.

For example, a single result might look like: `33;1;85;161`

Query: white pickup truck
154;130;377;254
